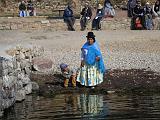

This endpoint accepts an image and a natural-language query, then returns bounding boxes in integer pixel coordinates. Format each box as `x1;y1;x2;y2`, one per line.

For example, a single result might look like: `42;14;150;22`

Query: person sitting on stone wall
104;0;115;18
63;3;75;31
92;4;105;30
27;0;36;16
127;0;137;17
144;2;154;30
153;0;160;17
80;2;92;31
131;0;145;29
19;1;27;17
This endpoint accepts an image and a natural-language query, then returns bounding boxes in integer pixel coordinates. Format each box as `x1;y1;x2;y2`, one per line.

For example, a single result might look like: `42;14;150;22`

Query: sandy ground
0;30;160;72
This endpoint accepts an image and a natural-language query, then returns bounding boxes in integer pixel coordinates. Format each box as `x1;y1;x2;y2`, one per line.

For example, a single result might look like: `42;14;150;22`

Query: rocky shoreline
31;68;160;96
0;46;41;117
0;30;160;117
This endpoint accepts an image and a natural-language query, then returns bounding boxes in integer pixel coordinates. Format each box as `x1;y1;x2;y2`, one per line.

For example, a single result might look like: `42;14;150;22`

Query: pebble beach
0;30;160;73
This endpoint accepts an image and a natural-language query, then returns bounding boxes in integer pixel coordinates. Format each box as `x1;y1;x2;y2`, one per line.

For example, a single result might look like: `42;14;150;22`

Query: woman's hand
96;56;100;61
81;60;85;67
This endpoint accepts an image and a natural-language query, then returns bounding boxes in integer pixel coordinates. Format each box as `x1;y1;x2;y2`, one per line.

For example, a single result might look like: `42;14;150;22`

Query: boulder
32;57;53;72
24;83;32;95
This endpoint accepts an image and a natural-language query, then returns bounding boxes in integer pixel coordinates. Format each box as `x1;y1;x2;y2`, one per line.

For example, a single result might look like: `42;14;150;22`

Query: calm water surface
1;94;160;120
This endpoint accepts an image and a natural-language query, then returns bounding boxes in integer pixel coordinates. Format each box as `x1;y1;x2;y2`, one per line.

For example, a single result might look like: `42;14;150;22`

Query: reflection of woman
77;94;108;118
77;32;105;88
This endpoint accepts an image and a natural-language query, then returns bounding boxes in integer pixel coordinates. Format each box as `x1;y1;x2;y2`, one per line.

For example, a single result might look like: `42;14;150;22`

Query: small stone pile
0;45;46;117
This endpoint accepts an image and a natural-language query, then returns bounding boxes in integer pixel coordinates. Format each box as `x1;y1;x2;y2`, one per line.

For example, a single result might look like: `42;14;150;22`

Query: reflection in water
1;94;160;120
1;95;34;120
78;94;108;119
1;94;107;120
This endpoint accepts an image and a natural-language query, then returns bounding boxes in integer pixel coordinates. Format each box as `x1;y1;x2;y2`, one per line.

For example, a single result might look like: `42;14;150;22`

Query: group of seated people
128;0;160;30
63;0;115;31
17;0;159;30
18;0;36;17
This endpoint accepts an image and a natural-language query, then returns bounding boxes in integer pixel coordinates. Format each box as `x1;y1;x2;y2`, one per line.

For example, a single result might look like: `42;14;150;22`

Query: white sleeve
152;5;158;16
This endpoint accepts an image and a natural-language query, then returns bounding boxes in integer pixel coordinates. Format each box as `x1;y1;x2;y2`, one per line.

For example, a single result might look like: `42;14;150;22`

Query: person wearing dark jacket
19;1;26;17
27;0;34;16
80;3;92;31
63;4;75;31
127;0;137;17
92;4;104;30
131;0;145;29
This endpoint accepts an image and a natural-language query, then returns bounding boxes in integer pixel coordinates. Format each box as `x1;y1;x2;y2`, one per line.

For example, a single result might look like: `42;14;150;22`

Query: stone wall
0;46;42;117
1;17;159;30
0;17;131;30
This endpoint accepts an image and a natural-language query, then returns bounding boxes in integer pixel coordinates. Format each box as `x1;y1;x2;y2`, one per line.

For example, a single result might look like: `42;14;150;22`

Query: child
60;63;76;88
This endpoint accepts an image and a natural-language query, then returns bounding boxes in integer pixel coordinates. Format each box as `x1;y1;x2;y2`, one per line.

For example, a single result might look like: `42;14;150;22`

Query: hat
98;4;103;9
60;63;68;70
84;2;89;7
86;32;95;38
146;1;150;5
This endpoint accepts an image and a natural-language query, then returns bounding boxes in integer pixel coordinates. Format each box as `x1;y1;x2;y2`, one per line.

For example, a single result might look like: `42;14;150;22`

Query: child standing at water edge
60;63;76;88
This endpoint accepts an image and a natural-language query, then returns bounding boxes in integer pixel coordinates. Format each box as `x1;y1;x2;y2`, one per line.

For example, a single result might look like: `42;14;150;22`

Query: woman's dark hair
155;0;160;4
104;0;112;6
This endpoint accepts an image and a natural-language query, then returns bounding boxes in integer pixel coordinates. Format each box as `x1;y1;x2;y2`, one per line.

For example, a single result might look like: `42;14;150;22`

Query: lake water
1;93;160;120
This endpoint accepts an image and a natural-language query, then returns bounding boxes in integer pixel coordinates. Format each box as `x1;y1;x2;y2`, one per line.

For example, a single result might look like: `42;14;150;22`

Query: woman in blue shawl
77;32;105;87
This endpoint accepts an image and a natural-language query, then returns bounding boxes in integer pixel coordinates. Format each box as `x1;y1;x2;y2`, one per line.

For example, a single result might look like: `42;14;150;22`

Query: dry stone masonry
0;45;48;117
0;17;159;30
0;17;132;30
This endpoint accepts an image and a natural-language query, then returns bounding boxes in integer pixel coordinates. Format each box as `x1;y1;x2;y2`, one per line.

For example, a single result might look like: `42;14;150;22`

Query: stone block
16;89;25;102
41;20;50;24
24;83;32;95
